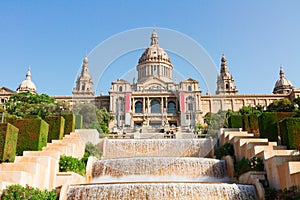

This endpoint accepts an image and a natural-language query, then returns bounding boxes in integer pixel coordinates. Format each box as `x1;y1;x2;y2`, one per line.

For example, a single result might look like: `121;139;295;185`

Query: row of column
132;96;178;114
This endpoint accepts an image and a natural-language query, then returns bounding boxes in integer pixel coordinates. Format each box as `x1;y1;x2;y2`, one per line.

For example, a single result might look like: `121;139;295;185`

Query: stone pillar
147;97;150;113
165;97;168;113
143;97;145;113
132;98;135;113
161;97;164;113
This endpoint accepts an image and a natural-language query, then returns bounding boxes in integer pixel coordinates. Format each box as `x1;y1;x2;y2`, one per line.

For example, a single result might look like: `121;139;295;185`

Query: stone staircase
0;130;97;191
220;128;300;191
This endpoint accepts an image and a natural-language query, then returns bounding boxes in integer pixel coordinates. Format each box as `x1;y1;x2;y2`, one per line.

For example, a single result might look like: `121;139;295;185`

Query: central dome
137;29;173;83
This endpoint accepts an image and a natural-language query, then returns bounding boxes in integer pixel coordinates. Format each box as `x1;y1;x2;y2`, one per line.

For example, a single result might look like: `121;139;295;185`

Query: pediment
0;87;16;95
181;78;198;83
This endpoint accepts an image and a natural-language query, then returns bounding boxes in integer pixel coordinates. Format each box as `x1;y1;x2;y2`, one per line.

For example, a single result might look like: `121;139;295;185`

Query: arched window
117;97;125;111
119;86;123;92
188;85;192;92
135;102;142;113
151;100;160;113
225;84;229;89
167;101;176;114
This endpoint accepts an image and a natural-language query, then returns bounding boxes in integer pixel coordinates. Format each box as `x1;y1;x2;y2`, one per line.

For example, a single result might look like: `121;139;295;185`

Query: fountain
67;137;257;200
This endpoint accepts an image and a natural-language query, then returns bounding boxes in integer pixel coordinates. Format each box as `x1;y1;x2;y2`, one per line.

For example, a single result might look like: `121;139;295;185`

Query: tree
267;99;296;112
73;103;113;134
5;91;65;119
239;105;263;116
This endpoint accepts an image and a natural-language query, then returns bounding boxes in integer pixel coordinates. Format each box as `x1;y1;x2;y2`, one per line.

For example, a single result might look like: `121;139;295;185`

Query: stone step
0;171;34;187
0;162;45;188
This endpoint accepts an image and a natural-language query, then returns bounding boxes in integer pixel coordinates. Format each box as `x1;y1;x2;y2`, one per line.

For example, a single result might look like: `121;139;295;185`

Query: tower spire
216;54;238;95
150;28;158;45
72;56;94;96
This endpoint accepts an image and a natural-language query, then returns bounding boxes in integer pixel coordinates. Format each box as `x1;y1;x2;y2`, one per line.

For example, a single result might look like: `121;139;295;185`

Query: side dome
273;67;293;94
17;68;37;94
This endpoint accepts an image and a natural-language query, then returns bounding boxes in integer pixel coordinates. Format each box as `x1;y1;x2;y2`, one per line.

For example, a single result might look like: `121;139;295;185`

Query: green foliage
249;157;264;171
258;112;279;142
75;115;83;129
0;123;18;163
234;157;250;177
267;99;296;112
234;157;264;178
228;115;243;128
81;142;102;164
239;105;263;116
73;103;113;134
265;186;300;200
280;117;300;149
194;123;204;133
214;142;234;159
61;114;75;134
12;119;49;156
0;184;57;200
205;110;231;136
5;92;55;119
248;114;260;137
45;116;65;142
59;155;86;176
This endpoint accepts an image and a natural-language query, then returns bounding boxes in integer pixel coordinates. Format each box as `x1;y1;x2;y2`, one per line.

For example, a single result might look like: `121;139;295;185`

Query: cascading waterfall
67;137;257;200
92;157;227;179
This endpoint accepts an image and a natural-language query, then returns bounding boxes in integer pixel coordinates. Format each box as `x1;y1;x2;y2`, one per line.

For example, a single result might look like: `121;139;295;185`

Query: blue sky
0;1;300;96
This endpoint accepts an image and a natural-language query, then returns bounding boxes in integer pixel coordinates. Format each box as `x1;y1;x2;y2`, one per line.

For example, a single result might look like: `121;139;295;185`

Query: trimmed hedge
280;118;300;150
242;115;251;133
61;114;75;134
75;114;83;129
229;115;243;128
45;116;65;142
0;123;19;162
258;112;278;142
12;119;49;156
248;114;259;137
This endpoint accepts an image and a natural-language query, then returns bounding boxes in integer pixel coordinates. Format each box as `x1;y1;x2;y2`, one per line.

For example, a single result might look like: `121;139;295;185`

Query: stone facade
1;30;300;129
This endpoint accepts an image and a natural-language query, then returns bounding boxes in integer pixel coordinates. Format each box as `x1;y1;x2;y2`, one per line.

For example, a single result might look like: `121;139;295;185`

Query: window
151;100;160;113
135;102;143;113
226;84;229;89
188;85;192;92
167;101;176;114
188;103;193;111
119;86;123;92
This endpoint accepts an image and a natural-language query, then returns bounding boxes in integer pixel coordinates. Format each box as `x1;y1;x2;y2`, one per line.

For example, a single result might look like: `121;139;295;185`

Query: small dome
17;68;37;94
273;67;293;94
138;29;172;66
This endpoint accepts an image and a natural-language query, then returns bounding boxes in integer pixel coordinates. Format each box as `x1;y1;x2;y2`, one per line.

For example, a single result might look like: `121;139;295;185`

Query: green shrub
0;123;19;163
45;116;65;142
0;184;57;200
81;142;102;165
249;157;264;171
242;115;251;133
59;155;86;176
61;114;75;135
228;115;243;128
234;157;264;178
234;157;250;177
258;112;278;142
75;115;83;129
265;186;300;200
12;119;49;156
248;114;259;137
280;118;300;149
214;142;234;159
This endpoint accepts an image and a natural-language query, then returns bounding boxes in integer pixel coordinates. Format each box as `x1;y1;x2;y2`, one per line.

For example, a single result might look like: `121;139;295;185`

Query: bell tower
216;54;238;95
73;56;94;96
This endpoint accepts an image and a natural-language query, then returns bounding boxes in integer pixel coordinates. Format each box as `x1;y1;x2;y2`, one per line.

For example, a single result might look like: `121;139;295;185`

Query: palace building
1;29;300;129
